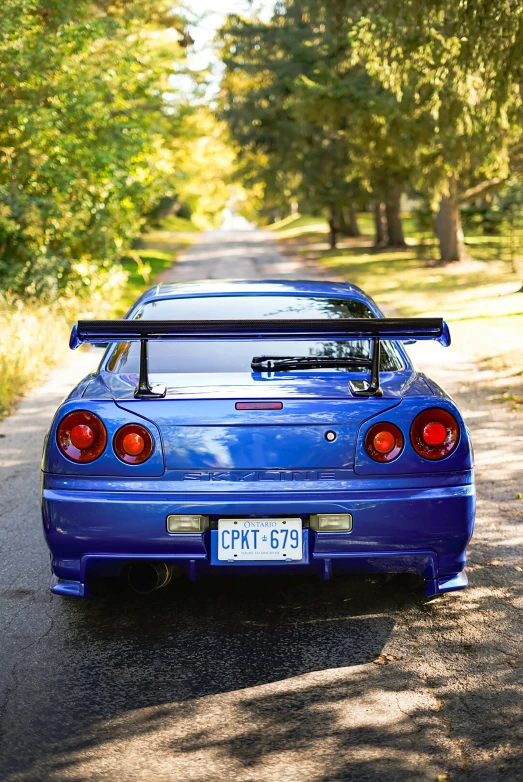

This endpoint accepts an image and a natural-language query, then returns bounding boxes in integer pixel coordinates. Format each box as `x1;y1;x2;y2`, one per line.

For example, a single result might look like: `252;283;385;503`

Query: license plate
217;518;303;561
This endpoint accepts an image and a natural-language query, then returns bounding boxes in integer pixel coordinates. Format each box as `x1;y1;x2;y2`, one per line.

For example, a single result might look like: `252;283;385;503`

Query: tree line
218;0;523;261
0;0;198;299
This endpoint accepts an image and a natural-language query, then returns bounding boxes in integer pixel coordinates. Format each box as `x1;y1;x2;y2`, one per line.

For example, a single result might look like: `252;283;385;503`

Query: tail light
364;422;404;462
57;411;107;463
410;408;459;460
114;423;154;464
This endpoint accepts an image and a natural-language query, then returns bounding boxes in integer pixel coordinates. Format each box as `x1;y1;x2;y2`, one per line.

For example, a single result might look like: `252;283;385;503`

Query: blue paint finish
161;425;354;470
43;469;474;492
41;280;475;599
116;396;402;425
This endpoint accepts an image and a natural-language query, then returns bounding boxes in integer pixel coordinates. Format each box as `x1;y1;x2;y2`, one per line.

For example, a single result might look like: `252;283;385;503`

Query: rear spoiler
70;317;450;399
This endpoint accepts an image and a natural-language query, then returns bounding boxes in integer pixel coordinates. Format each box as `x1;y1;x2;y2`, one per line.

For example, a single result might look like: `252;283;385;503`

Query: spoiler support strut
135;339;166;399
349;338;382;397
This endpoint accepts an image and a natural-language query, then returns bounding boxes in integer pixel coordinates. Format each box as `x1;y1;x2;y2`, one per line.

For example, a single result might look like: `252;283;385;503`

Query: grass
267;214;330;237
273;213;523;404
158;214;201;233
0;219;196;419
119;248;180;313
0;297;73;419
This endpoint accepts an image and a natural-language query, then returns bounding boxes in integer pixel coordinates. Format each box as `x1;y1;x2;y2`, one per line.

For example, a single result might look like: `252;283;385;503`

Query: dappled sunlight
5;557;523;781
11;672;441;782
268;217;330;240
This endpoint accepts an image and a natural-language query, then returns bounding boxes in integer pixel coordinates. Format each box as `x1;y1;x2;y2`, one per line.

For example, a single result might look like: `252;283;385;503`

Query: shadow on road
1;574;427;781
2;563;523;780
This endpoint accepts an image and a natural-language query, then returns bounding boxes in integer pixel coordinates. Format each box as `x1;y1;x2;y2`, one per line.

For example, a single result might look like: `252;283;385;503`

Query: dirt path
0;230;522;781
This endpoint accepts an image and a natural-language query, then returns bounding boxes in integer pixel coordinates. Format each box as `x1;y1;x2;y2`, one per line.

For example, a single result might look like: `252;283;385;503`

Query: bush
0;1;184;298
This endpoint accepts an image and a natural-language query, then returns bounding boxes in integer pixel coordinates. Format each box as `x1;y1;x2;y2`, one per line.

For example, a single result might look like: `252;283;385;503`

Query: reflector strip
235;401;283;410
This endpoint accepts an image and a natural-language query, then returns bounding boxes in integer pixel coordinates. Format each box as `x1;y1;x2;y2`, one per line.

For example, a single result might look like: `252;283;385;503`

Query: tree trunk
385;187;406;247
335;205;348;235
374;202;387;246
328;210;338;250
436;195;467;262
343;203;361;237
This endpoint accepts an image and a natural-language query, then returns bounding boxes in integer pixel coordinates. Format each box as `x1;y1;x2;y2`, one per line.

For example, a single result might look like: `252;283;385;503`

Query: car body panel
41;279;475;599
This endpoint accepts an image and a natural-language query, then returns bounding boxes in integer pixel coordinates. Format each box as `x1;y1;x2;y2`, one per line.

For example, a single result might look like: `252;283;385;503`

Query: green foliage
219;2;369;224
219;0;435;249
119;249;176;311
172;109;240;230
219;0;523;260
352;1;523;199
0;0;187;297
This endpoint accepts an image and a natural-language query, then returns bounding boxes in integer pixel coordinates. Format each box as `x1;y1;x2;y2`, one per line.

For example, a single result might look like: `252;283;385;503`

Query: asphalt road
1;230;522;781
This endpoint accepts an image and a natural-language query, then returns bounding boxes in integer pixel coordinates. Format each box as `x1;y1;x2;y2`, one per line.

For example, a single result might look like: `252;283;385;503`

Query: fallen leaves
373;653;396;665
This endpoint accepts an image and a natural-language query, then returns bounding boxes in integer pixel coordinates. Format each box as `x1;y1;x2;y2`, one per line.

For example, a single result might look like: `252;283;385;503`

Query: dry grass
0;297;72;419
0;264;128;419
0;226;195;419
273;214;523;407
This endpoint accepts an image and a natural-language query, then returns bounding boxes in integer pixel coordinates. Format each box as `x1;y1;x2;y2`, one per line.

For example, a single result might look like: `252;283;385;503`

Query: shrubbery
0;0;185;299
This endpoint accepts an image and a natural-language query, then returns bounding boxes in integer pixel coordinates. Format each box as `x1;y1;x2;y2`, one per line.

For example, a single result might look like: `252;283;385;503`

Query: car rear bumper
42;481;475;598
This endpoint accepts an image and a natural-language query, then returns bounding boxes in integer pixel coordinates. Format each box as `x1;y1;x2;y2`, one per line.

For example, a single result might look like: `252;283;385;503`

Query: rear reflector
235;402;283;410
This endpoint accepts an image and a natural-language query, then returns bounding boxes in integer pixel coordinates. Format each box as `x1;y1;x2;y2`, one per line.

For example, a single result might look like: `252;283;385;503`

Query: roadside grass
267;214;331;238
119;248;181;313
158;214;200;233
273;213;523;404
0;221;196;419
0;297;72;420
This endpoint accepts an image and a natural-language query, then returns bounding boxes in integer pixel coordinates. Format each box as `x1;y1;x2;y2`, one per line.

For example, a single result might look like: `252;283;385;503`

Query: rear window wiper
251;355;373;372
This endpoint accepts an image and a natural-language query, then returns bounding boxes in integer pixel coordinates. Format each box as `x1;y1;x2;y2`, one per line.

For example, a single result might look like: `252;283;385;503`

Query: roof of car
134;279;372;307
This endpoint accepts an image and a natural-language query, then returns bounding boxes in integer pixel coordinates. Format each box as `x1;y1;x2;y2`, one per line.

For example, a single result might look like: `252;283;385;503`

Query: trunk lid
102;370;424;471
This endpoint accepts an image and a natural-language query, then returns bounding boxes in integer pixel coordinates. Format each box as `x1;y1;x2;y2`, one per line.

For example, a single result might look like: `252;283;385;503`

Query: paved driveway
0;230;522;781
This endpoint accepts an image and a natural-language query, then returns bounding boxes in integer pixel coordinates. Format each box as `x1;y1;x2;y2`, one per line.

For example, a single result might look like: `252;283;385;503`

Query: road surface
0;230;522;781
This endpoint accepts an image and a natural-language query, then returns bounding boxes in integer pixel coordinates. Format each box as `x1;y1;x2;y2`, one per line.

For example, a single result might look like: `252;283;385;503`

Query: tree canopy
219;0;523;260
0;0;190;296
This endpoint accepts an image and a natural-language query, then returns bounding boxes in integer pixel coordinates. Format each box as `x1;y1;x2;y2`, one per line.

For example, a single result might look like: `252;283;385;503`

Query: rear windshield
107;295;404;374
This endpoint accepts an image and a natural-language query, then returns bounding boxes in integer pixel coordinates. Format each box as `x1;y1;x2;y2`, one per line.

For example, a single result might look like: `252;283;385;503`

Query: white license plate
217;518;303;561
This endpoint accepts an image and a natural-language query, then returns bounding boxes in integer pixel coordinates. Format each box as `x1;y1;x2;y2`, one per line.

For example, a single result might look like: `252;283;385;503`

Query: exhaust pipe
128;562;173;594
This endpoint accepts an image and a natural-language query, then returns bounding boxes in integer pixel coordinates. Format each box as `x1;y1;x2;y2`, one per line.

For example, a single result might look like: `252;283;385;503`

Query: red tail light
364;422;404;462
114;424;154;464
410;408;459;460
57;411;107;463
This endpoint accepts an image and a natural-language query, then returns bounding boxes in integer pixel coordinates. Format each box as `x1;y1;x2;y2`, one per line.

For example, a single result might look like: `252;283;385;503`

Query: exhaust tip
128;562;173;594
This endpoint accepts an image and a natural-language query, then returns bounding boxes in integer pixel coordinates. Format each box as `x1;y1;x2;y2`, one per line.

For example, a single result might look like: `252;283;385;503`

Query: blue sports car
41;280;475;599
